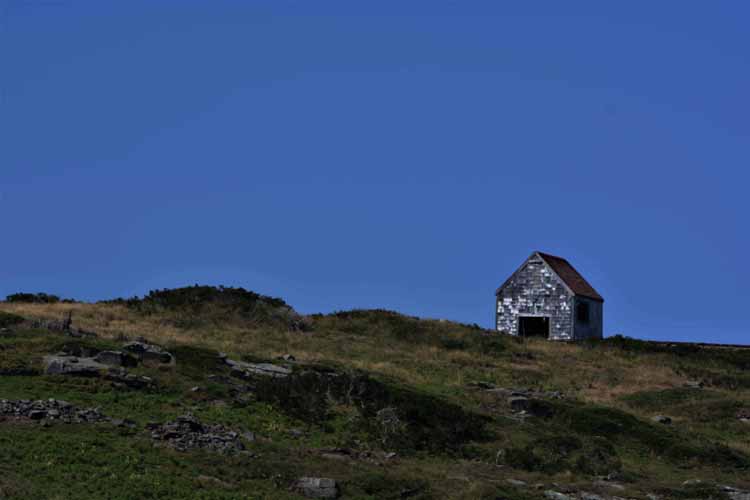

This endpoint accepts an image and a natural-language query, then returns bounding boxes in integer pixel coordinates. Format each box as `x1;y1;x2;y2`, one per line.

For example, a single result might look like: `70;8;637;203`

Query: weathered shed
495;252;603;340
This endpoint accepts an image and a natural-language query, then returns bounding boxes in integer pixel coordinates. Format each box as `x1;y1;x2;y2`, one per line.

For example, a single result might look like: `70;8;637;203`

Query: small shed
495;252;604;340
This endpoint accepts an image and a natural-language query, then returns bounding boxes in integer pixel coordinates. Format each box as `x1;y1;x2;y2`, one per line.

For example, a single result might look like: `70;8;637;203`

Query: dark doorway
518;316;549;338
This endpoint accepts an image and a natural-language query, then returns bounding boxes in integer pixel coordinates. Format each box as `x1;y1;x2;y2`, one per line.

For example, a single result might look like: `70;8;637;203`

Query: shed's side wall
495;256;574;340
573;297;603;340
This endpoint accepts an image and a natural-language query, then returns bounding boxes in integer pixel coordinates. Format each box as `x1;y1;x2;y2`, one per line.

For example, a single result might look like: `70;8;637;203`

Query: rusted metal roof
537;252;604;302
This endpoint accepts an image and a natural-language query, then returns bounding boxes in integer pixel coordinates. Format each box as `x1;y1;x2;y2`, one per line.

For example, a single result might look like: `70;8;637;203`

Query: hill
0;287;749;499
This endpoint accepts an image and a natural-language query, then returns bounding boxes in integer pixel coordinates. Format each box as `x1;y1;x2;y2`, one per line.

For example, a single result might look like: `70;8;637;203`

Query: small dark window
577;302;590;324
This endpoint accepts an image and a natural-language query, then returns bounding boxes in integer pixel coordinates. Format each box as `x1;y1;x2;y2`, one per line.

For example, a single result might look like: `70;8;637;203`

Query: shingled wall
496;254;575;340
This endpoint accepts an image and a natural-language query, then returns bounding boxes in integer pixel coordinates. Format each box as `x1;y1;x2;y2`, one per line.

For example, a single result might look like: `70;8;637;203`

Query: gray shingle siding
495;253;603;341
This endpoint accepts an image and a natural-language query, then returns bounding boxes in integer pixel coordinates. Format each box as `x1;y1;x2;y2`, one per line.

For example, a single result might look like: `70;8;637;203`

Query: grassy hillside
1;287;749;499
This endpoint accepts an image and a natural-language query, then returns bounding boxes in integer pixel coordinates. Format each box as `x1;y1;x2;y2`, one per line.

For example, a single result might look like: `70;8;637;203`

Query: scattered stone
0;399;107;424
190;386;201;393
122;341;174;364
278;354;296;362
579;493;605;500
506;479;527;487
544;491;572;500
384;452;397;460
28;410;47;420
224;358;291;379
106;372;154;390
293;477;339;499
721;485;750;500
148;414;246;454
652;415;672;425
684;380;704;389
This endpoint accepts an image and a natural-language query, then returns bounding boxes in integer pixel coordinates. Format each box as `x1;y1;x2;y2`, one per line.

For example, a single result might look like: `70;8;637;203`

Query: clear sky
2;2;748;343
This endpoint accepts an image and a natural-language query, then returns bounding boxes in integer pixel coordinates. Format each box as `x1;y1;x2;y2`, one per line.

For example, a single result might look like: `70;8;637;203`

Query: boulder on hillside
224;358;291;379
44;355;109;376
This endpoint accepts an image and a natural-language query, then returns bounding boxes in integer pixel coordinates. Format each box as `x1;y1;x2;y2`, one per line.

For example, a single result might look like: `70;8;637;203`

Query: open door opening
518;316;549;338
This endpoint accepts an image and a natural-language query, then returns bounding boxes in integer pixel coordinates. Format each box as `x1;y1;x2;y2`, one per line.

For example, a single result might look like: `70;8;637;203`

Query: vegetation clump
5;293;72;304
248;364;489;455
104;285;309;331
314;309;508;355
0;311;24;328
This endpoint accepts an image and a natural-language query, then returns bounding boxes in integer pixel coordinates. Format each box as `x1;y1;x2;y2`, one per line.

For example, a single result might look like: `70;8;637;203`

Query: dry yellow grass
0;302;715;409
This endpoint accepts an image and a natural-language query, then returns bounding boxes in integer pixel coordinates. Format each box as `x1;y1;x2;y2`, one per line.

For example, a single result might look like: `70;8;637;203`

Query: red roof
537;252;604;302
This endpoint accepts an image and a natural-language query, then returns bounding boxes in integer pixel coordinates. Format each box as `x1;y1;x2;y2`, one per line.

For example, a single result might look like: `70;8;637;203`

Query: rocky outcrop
122;341;174;364
293;477;339;499
224;358;291;379
147;414;248;454
44;355;109;376
43;355;154;389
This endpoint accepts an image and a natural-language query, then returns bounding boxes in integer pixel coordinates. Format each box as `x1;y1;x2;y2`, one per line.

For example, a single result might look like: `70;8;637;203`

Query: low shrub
0;311;24;328
6;293;65;304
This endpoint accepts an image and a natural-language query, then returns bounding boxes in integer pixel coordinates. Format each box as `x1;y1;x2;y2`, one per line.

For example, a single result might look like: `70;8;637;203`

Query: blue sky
1;2;748;343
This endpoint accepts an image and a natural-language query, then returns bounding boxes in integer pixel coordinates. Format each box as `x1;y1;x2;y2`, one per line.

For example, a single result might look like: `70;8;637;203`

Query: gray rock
294;477;339;499
580;493;605;500
721;486;750;500
122;341;173;364
44;355;109;376
149;414;246;454
543;491;572;500
225;358;291;379
652;415;672;425
684;380;704;389
594;480;626;491
506;479;527;487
